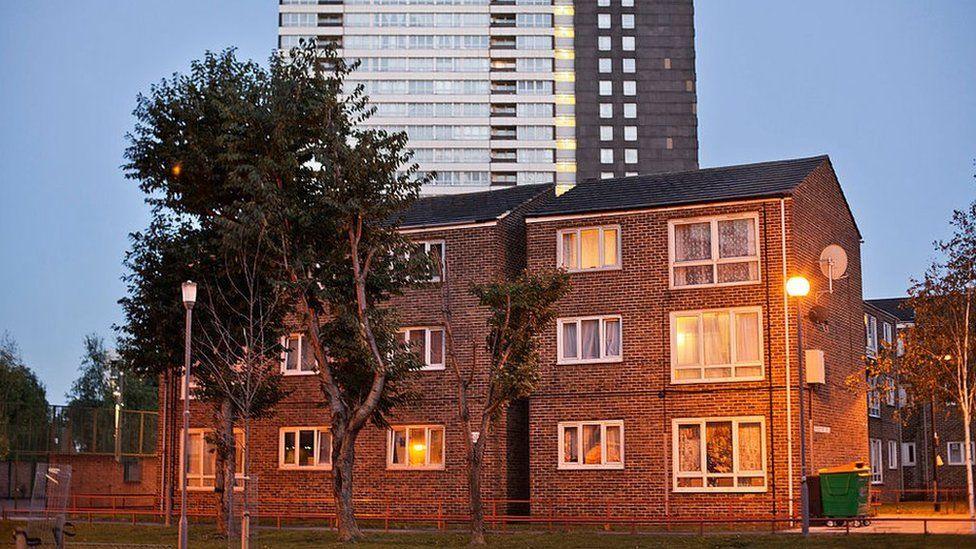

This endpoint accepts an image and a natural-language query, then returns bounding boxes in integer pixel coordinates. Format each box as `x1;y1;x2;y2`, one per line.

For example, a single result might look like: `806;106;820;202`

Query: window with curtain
279;427;331;470
869;439;883;483
400;327;445;370
670;215;759;288
558;316;622;364
558;421;624;469
673;417;765;492
671;308;763;382
281;334;318;375
557;226;620;271
388;425;445;469
184;429;245;490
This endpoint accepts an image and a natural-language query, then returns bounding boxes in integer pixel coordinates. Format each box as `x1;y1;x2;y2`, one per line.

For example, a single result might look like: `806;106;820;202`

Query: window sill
278;465;332;472
386;465;446;471
557;463;624;471
672;486;767;494
564;265;622;274
282;370;318;377
184;486;245;492
557;357;623;366
670;375;765;385
669;280;761;291
418;366;446;372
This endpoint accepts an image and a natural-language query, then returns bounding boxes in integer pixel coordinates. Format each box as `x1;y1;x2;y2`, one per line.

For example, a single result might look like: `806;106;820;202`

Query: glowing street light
786;276;811;298
787;275;811;535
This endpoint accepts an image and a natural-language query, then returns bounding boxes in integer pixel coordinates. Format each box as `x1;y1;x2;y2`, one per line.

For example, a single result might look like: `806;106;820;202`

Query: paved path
797;515;975;535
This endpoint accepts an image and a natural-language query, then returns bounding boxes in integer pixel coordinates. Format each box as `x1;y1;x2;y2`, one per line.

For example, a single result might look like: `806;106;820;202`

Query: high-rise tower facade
278;0;698;193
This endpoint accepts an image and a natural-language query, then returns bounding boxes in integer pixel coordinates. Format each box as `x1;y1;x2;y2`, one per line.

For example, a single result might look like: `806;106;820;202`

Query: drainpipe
781;199;795;519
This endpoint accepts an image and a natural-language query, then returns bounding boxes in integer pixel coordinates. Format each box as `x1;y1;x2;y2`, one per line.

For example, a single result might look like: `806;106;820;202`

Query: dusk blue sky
1;1;973;403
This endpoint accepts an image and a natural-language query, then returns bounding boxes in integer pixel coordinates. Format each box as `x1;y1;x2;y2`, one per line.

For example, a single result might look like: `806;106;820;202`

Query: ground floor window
183;428;244;490
887;440;898;469
279;427;331;470
388;425;445;470
557;420;624;469
673;416;766;492
902;442;916;466
947;441;975;466
869;438;882;484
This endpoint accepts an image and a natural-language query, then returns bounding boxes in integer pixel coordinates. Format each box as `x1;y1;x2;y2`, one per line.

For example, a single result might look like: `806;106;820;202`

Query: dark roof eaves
526;190;795;220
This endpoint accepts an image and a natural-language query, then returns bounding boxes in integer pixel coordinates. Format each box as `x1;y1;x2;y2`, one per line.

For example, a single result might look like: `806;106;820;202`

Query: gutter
782;198;795;519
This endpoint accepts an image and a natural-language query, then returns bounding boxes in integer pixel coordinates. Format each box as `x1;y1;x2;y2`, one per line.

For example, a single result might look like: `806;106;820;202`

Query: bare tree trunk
962;404;976;533
214;399;235;537
468;437;487;545
332;429;363;542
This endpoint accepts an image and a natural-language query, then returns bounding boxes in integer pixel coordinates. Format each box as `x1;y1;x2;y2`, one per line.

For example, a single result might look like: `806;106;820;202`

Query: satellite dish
819;245;848;280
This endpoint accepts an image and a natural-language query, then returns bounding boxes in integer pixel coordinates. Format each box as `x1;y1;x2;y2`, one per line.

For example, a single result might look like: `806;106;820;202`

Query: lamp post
178;281;197;549
786;275;811;535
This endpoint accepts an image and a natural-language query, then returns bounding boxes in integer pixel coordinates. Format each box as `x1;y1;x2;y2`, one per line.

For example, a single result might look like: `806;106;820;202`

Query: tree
122;45;429;541
442;270;569;545
0;333;49;461
900;198;976;533
66;334;157;411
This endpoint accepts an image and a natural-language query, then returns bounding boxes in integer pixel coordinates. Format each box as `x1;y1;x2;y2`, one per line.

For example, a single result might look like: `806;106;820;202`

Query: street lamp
786;276;811;535
178;281;197;549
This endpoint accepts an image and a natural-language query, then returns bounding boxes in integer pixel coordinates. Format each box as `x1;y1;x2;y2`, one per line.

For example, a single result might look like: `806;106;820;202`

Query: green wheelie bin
818;461;872;527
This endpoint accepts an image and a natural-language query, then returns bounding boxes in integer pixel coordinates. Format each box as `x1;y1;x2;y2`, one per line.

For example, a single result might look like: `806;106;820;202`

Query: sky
0;1;973;403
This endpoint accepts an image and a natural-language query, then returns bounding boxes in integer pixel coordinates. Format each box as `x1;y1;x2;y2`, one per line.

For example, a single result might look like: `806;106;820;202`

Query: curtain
317;431;331;466
674;222;711;261
606;425;622;463
716;261;758;284
429;329;444;365
408;428;426;466
603;228;618;266
583;424;601;464
286;336;300;371
737;422;762;471
392;428;406;465
562;322;578;359
675;265;714;286
674;316;700;367
283;432;296;465
561;232;577;269
581;320;600;359
705;422;733;474
580;229;600;269
428;428;444;465
735;312;760;362
299;429;315;466
428;242;443;280
718;219;756;258
702;312;730;365
409;329;426;364
300;336;316;371
563;426;579;463
604;319;621;357
677;424;701;473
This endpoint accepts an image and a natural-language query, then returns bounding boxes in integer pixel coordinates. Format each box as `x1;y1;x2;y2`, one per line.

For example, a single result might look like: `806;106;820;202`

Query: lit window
388;425;445;469
600;126;613;141
400;327;445;370
624;172;637;177
624;126;637;141
599;58;611;73
410;240;445;282
622;0;634;5
183;429;244;490
557;315;622;364
598;36;611;51
599;104;613;118
624;149;637;164
622;14;634;29
598;0;610;6
279;427;331;470
281;334;318;375
600;172;614;179
558;420;624;469
902;442;916;466
869;439;882;483
674;417;766;492
598;14;611;29
600;149;613;163
669;214;760;288
888;440;898;470
623;103;636;118
622;36;635;51
947;442;975;466
671;307;763;382
622;58;636;73
557;225;620;272
599;81;612;96
623;81;636;96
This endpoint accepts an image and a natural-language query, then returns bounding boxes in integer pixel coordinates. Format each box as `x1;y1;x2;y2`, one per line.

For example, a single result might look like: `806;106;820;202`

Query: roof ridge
575;154;830;186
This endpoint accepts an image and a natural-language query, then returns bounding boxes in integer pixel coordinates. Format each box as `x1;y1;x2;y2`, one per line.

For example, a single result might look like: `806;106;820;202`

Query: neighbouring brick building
158;155;869;521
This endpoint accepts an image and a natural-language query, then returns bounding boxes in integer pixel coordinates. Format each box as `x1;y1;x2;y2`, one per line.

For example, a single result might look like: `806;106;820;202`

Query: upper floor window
557;226;620;272
673;417;766;492
410;240;445;282
183;428;244;490
558;420;624;469
400;327;445;370
670;307;763;383
865;314;878;357
669;214;760;288
281;334;317;375
557;315;622;365
867;378;881;417
388;425;445;470
279;427;331;470
882;321;893;345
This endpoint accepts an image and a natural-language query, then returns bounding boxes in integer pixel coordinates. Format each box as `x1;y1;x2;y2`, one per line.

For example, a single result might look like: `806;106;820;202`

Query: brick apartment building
158;154;869;521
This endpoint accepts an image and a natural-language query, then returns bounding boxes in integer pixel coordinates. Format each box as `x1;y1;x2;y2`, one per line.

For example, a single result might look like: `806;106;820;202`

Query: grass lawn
1;521;971;548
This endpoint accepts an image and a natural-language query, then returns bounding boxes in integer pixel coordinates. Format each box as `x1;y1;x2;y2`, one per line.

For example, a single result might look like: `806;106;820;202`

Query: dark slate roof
528;155;830;218
866;298;915;323
393;183;553;229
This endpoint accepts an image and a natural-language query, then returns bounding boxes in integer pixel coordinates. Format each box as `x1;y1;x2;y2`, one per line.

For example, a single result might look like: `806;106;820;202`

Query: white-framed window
885;376;896;406
622;36;635;51
388;425;445;470
867;380;881;418
624;149;637;164
411;240;445;282
621;14;634;29
888;440;898;469
623;103;636;118
669;214;760;288
624;126;637;141
281;334;318;375
557;225;620;272
601;172;614;179
399;327;445;370
600;149;614;163
947;441;975;466
598;36;611;51
558;420;624;469
182;428;244;491
865;314;878;357
673;416;766;492
598;13;611;29
623;81;636;96
869;439;882;484
279;427;331;470
557;315;622;365
598;0;610;5
622;0;634;5
622;58;636;73
600;126;613;141
902;442;916;466
882;321;893;345
670;307;763;383
599;81;612;96
599;103;613;118
598;58;611;73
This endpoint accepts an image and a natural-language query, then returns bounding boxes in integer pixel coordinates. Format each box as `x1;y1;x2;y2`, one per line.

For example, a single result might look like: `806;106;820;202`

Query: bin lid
818;461;870;475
